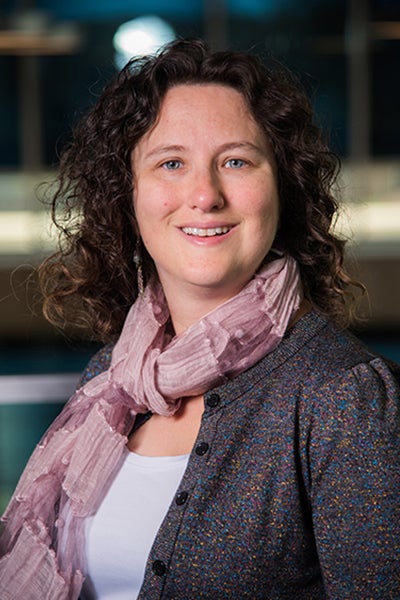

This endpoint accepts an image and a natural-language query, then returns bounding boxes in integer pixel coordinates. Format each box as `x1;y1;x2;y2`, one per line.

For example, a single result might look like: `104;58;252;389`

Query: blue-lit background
1;0;399;166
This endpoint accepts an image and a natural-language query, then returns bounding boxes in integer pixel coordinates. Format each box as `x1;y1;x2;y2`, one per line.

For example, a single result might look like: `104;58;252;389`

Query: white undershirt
80;448;189;600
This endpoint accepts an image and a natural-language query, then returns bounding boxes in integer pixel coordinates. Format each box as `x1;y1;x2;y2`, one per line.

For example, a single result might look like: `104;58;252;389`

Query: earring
133;240;144;295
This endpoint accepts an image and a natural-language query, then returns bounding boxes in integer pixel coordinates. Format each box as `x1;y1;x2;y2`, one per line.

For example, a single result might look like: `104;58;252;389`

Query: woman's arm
307;358;400;598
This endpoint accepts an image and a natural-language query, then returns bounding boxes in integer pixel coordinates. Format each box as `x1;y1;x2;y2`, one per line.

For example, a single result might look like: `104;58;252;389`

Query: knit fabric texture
80;311;400;599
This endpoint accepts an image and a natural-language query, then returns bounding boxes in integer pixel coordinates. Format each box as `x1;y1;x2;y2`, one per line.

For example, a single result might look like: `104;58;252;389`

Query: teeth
182;226;231;237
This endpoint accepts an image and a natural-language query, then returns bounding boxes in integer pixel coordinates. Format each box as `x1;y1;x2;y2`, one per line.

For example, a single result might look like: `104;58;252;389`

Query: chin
189;275;249;297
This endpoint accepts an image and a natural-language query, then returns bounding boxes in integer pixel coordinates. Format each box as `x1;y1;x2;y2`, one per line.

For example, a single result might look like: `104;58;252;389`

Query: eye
225;158;247;169
161;159;182;170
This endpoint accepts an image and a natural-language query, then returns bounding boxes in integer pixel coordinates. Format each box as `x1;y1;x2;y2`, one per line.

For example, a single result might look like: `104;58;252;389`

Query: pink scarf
0;254;302;599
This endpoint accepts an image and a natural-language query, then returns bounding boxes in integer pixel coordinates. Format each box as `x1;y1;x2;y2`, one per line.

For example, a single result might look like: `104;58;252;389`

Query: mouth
181;226;233;237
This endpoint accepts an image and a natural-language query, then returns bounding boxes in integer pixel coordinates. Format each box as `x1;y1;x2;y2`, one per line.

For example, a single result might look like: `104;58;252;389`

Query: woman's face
132;84;279;304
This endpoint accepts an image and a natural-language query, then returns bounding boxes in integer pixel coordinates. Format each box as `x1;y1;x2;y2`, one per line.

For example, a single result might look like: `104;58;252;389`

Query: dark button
175;490;188;505
195;442;209;456
152;560;166;576
206;393;221;408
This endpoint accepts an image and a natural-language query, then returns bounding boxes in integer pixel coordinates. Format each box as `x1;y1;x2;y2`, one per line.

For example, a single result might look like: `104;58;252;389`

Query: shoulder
285;311;399;382
288;312;399;406
287;314;400;454
78;343;114;387
244;311;400;425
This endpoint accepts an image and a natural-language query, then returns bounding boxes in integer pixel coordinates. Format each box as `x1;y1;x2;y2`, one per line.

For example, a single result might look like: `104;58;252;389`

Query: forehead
161;82;248;106
136;83;265;151
156;83;252;124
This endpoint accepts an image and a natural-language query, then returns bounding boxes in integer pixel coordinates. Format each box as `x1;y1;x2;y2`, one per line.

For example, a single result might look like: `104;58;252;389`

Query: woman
1;38;399;599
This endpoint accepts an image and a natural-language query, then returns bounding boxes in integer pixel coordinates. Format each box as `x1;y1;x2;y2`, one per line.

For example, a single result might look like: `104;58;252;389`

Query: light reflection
113;15;176;69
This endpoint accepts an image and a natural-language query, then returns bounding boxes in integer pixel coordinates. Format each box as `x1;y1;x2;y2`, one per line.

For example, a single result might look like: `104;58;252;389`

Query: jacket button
175;491;188;505
195;442;209;456
152;560;166;576
206;393;220;408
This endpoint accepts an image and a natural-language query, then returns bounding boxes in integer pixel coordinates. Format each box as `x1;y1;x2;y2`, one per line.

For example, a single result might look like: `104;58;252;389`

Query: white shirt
81;448;189;600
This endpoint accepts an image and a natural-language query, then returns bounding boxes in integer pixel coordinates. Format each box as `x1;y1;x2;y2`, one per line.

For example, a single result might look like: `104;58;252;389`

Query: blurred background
0;0;399;510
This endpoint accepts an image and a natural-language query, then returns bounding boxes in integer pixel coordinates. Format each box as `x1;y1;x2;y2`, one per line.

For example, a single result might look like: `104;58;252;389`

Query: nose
189;168;225;211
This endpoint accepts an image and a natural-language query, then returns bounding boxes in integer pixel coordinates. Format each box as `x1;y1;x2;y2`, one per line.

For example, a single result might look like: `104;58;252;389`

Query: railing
0;373;81;512
0;373;80;404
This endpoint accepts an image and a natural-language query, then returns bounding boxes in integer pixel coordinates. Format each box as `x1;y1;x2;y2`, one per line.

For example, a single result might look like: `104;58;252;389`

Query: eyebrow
143;141;266;160
143;145;185;160
217;141;267;156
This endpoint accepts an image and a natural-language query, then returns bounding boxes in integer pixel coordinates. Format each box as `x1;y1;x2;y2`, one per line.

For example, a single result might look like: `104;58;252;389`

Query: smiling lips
181;226;232;237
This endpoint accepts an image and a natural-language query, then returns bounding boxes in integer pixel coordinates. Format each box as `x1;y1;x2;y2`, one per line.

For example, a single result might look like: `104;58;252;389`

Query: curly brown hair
39;37;362;342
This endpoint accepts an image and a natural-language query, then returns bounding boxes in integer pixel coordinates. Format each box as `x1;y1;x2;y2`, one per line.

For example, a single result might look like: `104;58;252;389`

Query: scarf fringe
0;524;84;600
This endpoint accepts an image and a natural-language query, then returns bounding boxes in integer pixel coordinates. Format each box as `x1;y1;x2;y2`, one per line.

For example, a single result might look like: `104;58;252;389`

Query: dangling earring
133;239;144;295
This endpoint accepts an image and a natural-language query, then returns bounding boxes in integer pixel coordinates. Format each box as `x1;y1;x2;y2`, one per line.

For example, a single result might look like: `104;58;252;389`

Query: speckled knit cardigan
81;311;400;599
2;312;400;599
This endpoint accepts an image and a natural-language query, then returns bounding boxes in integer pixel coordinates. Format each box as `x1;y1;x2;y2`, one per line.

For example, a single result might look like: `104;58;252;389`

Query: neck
161;281;245;336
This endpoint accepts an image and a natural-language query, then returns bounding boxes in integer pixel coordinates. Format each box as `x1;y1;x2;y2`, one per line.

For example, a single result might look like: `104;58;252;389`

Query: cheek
133;191;171;255
250;200;280;249
135;179;175;215
249;190;279;226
